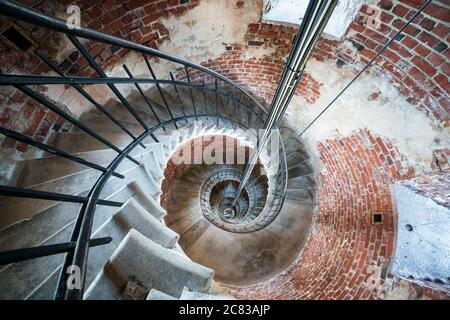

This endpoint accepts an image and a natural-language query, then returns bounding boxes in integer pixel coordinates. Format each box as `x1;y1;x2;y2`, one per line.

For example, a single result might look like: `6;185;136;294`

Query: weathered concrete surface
392;182;450;286
184;200;313;286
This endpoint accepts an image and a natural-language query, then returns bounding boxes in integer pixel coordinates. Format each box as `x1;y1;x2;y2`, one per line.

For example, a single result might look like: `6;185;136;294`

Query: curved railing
0;0;289;299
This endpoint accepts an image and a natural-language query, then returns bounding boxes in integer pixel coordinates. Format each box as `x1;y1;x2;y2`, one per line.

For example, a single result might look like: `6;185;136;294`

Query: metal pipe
0;128;124;179
0;185;123;207
233;0;337;206
0;237;112;265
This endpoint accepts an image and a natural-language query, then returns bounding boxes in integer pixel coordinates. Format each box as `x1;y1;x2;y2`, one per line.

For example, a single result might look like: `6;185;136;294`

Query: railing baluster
15;85;141;165
68;35;150;132
214;79;219;126
169;71;189;124
201;80;208;120
0;237;112;265
184;66;198;121
247;106;250;129
36;50;146;149
123;64;165;135
0;128;124;178
55;200;86;300
142;55;178;129
0;185;123;207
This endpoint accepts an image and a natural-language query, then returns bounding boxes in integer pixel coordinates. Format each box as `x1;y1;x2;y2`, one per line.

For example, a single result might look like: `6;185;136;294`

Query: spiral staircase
0;1;319;300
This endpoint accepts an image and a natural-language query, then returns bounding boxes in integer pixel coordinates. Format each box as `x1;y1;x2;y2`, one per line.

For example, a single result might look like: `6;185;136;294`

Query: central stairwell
0;1;318;300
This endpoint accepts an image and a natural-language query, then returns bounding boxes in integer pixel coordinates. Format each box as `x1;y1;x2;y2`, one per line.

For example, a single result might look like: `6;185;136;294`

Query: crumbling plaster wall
147;0;448;175
284;58;450;176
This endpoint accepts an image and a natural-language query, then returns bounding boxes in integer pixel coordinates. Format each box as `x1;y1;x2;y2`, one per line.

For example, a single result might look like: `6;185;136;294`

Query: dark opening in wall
372;212;384;225
1;24;35;52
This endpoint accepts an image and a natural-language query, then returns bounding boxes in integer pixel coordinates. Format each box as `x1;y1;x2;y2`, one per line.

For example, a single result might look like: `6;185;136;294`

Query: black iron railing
0;0;288;300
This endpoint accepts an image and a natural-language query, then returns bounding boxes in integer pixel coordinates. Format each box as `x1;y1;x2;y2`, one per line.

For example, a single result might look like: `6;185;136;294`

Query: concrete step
182;198;314;286
147;287;233;300
171;179;202;196
142;86;186;119
179;218;211;252
174;86;200;116
24;179;166;300
288;160;314;179
0;175;162;298
146;288;176;300
89;98;159;126
84;229;214;299
0;150;156;231
164;198;200;218
74;114;145;135
285;149;308;168
169;210;203;236
48;132;133;154
10;147;147;188
285;188;317;204
287;173;316;190
180;287;233;300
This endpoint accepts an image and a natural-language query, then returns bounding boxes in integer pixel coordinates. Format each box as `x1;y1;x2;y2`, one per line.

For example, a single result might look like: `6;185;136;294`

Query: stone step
48;132;134;154
1;177;164;300
287;173;317;190
84;229;214;299
0;150;157;231
182;198;314;286
147;287;233;300
164;199;200;220
175;86;206;117
142;86;186;119
285;189;317;204
146;288;176;300
180;287;233;300
74;114;145;135
288;160;314;179
179;218;211;252
89;97;160;126
169;210;203;236
24;179;166;300
9;147;148;188
285;149;308;168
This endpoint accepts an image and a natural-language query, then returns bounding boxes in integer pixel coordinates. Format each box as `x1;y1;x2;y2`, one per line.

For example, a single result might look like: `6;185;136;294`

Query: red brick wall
224;129;449;299
342;0;449;125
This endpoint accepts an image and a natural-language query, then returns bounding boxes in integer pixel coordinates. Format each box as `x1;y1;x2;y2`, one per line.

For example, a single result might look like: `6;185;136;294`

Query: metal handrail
0;0;289;300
